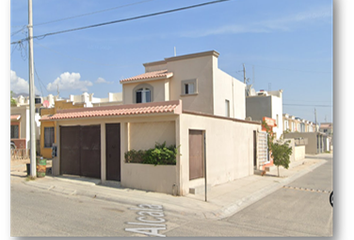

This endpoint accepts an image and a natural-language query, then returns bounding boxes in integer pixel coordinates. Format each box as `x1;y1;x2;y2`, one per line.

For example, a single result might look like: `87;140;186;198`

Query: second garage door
60;125;101;179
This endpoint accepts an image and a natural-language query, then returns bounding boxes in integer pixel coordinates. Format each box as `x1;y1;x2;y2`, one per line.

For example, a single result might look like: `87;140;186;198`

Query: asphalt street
10;154;333;237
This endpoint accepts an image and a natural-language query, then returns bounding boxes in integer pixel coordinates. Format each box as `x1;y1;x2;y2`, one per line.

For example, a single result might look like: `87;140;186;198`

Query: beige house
42;50;261;196
283;113;316;134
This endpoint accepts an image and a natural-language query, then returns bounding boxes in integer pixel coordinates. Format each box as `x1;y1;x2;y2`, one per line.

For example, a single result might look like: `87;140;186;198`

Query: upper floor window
133;84;153;103
181;79;198;95
136;87;151;103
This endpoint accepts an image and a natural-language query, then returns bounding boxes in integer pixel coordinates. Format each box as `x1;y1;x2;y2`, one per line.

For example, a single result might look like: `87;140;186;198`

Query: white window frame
133;83;153;103
181;79;198;96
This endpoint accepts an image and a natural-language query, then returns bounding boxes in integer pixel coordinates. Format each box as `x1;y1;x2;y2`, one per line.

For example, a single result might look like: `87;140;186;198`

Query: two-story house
41;50;261;196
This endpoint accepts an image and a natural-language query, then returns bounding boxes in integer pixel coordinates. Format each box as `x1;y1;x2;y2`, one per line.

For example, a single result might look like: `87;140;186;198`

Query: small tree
271;141;292;177
262;120;293;177
10;91;17;106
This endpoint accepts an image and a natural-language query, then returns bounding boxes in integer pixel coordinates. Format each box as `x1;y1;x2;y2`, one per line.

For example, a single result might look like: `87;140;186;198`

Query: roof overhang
11;115;21;121
120;70;173;84
40;100;182;121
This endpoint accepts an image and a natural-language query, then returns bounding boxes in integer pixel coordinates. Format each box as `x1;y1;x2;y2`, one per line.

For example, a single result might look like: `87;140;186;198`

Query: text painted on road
125;204;166;237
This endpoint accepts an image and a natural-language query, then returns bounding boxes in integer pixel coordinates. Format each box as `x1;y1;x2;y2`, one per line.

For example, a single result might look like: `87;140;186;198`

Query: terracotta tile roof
120;70;173;83
11;115;21;121
40;100;181;121
320;123;332;129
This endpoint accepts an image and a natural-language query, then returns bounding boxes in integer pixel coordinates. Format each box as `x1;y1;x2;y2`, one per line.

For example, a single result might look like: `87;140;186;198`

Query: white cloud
95;77;112;84
10;70;40;94
47;72;93;92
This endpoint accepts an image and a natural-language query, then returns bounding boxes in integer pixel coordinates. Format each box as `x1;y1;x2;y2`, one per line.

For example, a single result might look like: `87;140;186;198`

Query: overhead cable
11;0;230;45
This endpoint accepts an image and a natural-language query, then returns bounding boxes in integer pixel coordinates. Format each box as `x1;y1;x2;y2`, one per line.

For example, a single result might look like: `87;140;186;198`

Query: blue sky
9;0;333;123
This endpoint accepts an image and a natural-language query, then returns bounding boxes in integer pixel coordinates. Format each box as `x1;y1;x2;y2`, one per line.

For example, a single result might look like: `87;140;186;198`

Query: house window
181;79;198;95
135;87;151;103
11;125;19;139
184;83;194;94
44;127;55;148
225;100;230;117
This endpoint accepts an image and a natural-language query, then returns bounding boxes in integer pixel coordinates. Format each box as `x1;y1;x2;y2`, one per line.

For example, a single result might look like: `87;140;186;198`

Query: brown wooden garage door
60;125;101;179
189;130;204;180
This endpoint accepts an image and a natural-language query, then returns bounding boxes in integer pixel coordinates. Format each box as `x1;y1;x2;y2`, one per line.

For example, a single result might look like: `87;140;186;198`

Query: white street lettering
125;227;166;237
125;204;167;237
137;216;166;223
137;211;165;217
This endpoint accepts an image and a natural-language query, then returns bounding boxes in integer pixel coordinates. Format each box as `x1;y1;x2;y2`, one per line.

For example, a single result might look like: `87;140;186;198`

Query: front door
189;130;204;180
106;123;121;181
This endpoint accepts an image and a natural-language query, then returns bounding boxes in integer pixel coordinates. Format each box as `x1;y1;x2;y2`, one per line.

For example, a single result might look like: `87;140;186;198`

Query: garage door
60;125;101;179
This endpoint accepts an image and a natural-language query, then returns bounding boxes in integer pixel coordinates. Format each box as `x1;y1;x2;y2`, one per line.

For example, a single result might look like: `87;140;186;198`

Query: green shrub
125;142;179;166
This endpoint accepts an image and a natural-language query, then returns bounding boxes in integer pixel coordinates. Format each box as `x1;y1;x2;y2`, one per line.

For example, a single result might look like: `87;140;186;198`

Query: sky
9;0;333;123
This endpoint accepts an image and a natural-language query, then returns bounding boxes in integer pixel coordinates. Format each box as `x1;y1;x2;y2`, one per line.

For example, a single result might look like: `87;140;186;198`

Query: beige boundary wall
121;164;177;195
284;139;305;163
177;112;261;196
52;109;261;196
294;146;305;161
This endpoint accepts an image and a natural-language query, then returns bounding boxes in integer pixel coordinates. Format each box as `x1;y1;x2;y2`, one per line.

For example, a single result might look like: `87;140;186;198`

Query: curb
21;159;328;221
211;159;327;219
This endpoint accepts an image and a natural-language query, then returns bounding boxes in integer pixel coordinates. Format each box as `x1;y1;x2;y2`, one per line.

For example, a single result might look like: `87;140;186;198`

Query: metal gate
60;125;101;178
257;131;268;168
189;130;204;180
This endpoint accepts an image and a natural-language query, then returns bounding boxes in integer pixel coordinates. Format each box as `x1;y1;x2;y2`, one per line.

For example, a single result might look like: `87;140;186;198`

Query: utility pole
243;63;246;84
28;0;37;178
314;108;317;132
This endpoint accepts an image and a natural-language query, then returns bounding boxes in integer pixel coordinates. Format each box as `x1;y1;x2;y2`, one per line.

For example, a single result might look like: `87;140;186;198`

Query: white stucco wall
129;121;176;150
213;69;246;119
121;164;177;194
270;95;283;139
123;79;167;105
167;55;215;115
177;113;260;195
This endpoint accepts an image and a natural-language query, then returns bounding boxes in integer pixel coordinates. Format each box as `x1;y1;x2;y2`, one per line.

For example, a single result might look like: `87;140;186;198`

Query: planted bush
125;142;179;166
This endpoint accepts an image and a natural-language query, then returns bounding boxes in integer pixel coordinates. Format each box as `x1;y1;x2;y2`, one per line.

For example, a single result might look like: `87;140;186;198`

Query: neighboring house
41;50;262;196
283;114;316;133
246;89;283;139
40;100;86;159
10;104;41;153
283;132;329;154
319;122;333;136
69;92;123;107
39;92;122;159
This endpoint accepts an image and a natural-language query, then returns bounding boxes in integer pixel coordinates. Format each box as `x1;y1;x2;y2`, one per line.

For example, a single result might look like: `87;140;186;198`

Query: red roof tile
120;70;173;83
11;115;21;121
40;100;181;121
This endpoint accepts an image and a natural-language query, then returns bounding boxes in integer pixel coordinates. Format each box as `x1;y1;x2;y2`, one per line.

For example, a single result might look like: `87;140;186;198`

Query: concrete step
265;165;277;172
189;184;211;195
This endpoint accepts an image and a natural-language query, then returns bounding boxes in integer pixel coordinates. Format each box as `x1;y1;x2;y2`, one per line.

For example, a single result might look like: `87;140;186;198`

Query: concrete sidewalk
10;155;328;220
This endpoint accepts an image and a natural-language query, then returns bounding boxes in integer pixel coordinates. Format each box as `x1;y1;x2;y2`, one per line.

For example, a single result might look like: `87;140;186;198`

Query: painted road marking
125;204;167;237
283;185;331;194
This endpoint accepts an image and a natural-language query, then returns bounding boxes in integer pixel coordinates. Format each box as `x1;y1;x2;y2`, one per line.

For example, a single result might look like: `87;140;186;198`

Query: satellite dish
43;100;50;108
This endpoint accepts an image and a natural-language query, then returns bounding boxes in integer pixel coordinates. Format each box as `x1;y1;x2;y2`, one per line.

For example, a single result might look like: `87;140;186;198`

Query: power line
11;0;230;45
34;0;155;26
283;103;332;107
